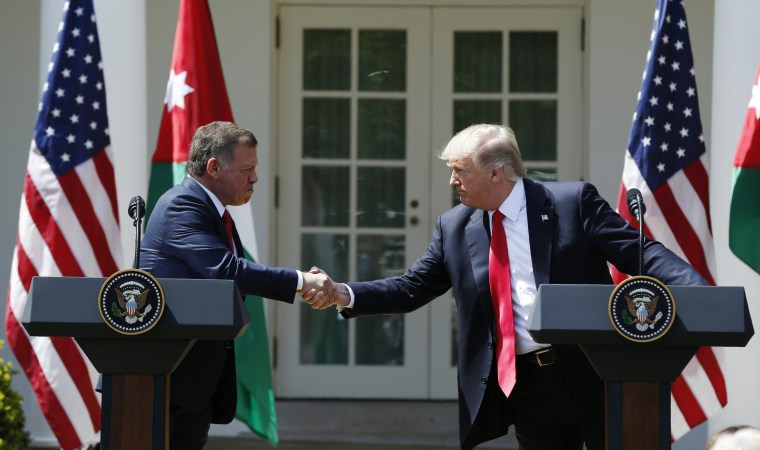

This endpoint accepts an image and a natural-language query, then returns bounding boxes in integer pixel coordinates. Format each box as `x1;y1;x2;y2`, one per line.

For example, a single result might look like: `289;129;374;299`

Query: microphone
626;188;646;221
625;188;646;276
128;196;146;269
128;196;146;225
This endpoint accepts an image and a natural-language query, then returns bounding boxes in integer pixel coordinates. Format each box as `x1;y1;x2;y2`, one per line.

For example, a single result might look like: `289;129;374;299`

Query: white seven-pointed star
164;69;195;112
748;74;760;120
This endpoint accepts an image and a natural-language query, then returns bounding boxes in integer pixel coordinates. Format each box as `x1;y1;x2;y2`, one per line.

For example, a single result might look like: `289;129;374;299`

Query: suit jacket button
488;342;494;349
481;377;487;384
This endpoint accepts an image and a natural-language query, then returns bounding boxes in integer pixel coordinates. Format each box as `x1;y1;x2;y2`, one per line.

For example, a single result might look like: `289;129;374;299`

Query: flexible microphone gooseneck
626;188;646;276
128;196;146;269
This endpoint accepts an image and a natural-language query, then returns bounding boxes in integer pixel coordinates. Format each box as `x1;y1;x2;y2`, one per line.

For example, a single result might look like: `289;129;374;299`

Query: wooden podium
527;284;753;450
21;276;249;450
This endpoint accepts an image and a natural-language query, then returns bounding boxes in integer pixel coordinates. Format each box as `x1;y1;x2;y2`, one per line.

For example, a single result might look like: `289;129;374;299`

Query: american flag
614;0;724;441
4;1;122;448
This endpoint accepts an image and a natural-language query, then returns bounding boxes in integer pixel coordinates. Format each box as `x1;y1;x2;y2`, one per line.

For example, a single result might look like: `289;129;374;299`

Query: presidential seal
608;275;675;343
98;269;165;335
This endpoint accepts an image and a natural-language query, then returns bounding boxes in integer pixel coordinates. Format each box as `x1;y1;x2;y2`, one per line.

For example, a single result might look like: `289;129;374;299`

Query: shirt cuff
296;270;304;291
336;283;355;311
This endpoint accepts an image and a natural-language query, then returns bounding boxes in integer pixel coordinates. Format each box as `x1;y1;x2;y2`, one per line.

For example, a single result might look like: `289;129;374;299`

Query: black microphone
128;196;146;225
626;188;646;220
626;188;646;276
128;196;146;269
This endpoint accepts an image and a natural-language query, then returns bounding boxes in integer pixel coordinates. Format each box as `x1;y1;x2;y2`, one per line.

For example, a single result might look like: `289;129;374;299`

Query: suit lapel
182;177;233;252
466;209;495;333
524;178;554;287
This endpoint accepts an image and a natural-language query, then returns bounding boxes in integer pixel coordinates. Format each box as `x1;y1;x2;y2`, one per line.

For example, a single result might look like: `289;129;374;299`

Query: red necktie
222;210;235;253
489;210;516;396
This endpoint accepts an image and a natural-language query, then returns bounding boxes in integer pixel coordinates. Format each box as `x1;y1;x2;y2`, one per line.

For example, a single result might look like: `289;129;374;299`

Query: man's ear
491;166;502;182
206;157;220;178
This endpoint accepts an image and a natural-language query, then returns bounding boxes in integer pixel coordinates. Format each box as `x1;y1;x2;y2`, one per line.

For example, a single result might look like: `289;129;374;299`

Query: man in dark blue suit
304;124;708;450
141;121;335;450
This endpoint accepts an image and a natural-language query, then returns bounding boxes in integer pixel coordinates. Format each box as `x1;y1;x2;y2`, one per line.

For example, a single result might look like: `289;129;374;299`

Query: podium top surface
22;276;249;340
528;284;753;347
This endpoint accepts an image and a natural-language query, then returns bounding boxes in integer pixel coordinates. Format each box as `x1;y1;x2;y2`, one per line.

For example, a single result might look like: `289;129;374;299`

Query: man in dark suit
141;121;335;450
304;124;708;450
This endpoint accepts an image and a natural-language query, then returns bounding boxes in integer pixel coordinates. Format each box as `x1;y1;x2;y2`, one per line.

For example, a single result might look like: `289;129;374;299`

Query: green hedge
0;340;30;449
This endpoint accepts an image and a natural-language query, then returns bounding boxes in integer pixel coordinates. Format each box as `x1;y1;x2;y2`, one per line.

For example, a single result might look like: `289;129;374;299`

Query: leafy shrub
0;340;30;449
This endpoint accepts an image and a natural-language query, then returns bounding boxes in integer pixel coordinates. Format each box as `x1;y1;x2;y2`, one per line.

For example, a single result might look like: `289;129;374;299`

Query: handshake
298;267;350;310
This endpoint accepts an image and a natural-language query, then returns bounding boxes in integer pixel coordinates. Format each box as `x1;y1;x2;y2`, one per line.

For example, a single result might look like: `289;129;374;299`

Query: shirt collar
489;178;525;224
189;176;226;217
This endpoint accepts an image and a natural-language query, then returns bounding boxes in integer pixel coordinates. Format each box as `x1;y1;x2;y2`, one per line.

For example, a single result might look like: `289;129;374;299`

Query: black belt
516;347;559;367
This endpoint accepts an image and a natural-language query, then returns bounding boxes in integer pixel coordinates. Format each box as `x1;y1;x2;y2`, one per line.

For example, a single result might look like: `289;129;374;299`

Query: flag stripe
650;182;714;284
682;158;712;233
7;244;84;449
90;147;120;226
24;173;84;277
695;347;727;405
4;311;81;449
12;227;102;436
671;373;706;427
58;170;118;275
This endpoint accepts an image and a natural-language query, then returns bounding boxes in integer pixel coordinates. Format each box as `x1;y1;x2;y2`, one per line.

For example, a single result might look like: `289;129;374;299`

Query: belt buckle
535;348;553;367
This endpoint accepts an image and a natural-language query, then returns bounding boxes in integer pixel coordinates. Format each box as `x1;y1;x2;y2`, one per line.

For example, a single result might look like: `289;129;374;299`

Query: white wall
707;0;760;437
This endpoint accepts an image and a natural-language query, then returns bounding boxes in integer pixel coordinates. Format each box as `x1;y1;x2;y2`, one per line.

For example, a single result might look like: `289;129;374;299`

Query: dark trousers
493;355;604;450
169;405;212;450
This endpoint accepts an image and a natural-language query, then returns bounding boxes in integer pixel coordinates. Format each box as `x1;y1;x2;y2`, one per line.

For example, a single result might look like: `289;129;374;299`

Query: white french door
275;3;582;400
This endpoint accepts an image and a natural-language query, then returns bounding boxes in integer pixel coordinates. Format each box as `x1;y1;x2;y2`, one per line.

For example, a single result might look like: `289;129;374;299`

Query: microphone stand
133;212;142;269
636;193;645;276
129;196;145;270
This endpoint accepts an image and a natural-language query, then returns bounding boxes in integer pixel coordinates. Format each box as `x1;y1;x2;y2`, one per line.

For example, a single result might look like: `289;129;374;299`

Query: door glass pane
300;233;349;364
509;32;557;93
355;234;406;365
303;98;350;159
359;30;407;92
304;29;350;90
454;32;502;93
302;166;349;226
509;100;557;161
453;100;502;133
358;99;406;160
357;167;405;228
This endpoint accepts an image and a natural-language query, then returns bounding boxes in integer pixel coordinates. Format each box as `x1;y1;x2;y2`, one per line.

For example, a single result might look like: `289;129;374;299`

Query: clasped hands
298;266;350;310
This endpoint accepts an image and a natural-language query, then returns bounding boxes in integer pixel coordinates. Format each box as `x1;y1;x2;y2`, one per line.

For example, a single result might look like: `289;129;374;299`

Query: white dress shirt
489;178;548;354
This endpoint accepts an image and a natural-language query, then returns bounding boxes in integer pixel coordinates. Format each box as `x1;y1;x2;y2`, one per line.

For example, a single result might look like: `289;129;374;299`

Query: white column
707;0;760;436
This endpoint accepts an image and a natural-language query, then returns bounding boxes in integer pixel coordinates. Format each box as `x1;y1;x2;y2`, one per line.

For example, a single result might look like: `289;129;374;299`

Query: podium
527;284;753;450
21;276;250;450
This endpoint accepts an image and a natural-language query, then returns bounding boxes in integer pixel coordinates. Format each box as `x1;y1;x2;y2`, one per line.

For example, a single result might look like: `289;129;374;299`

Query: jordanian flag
148;0;278;444
729;65;760;274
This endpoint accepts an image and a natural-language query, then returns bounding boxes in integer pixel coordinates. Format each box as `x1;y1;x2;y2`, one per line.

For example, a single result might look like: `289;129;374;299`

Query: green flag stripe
235;249;278;445
145;162;186;224
729;167;760;273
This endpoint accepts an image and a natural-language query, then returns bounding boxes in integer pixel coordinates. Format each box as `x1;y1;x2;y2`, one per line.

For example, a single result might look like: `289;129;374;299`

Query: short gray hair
439;124;526;180
186;121;258;177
